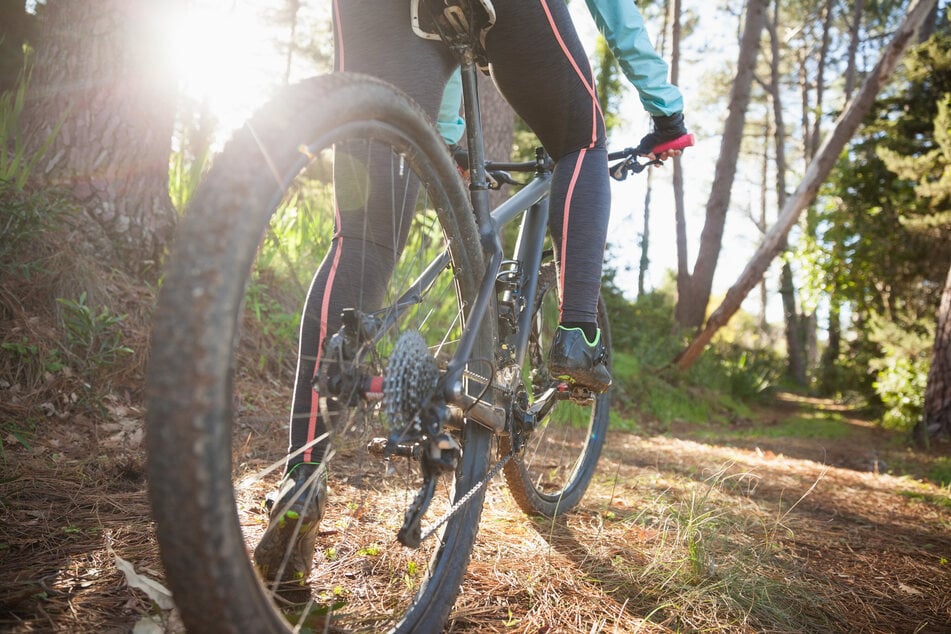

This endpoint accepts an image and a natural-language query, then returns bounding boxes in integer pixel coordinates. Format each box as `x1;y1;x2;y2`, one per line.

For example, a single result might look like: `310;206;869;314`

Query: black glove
635;113;687;156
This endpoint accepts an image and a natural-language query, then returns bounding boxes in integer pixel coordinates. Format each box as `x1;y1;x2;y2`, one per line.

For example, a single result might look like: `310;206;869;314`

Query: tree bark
757;111;769;330
674;0;769;329
675;0;939;370
800;0;837;375
282;0;302;86
780;261;807;383
921;263;951;443
767;1;807;386
639;171;652;298
844;0;866;100
670;0;687;303
479;80;515;207
23;0;179;275
0;2;37;92
809;0;835;160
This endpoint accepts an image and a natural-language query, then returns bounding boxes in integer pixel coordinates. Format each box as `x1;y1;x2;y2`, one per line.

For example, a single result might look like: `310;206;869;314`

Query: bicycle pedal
555;382;595;405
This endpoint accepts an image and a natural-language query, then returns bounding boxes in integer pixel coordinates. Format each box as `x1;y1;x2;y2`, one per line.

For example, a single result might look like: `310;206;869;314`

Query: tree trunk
674;0;769;329
282;0;302;86
758;111;769;330
639;171;652;297
917;1;939;43
675;0;939;370
819;297;842;391
23;0;179;275
809;0;835;160
670;0;687;305
479;80;515;207
780;261;807;383
0;2;37;92
800;0;837;375
665;0;688;299
767;0;807;386
844;0;866;100
921;263;951;443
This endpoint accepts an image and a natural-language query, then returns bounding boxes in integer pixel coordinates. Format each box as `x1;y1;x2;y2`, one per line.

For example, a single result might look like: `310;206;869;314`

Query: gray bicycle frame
389;57;553;430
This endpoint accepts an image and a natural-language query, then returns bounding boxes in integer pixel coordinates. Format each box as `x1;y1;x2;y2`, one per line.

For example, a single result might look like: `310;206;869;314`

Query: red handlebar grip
652;133;695;155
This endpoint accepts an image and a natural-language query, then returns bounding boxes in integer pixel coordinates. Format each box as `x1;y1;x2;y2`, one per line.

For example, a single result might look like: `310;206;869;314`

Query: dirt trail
1;394;949;633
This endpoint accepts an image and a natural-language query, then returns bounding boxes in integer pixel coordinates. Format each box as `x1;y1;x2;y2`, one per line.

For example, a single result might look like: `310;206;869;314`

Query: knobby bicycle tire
502;262;611;518
146;73;496;633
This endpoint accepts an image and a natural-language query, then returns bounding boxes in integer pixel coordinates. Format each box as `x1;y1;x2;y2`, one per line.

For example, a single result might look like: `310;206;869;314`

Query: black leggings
286;0;610;469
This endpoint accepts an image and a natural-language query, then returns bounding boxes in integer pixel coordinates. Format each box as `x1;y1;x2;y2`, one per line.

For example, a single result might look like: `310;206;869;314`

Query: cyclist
254;0;689;592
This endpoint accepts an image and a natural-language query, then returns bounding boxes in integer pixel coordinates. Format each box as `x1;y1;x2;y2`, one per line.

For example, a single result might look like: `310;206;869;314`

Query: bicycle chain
415;362;524;543
388;347;518;544
419;448;514;543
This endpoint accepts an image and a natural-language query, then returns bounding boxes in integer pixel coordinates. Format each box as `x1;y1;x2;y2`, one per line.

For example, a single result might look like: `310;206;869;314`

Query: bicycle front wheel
146;73;495;633
503;262;611;517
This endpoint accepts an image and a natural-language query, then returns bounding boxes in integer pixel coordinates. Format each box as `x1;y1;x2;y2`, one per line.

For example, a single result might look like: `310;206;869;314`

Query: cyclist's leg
255;157;421;587
258;1;461;586
282;1;457;477
484;0;612;391
333;0;457;116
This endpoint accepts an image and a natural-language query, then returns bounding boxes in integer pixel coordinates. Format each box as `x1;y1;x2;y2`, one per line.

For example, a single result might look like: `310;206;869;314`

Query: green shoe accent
556;325;601;347
549;325;612;393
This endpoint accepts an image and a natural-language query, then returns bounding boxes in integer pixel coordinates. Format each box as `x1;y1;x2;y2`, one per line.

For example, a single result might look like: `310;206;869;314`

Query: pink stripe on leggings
303;217;344;463
538;0;603;146
558;148;587;320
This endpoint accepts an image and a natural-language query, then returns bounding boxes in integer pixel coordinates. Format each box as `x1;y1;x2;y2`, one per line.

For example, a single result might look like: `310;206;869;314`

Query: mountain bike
145;4;693;632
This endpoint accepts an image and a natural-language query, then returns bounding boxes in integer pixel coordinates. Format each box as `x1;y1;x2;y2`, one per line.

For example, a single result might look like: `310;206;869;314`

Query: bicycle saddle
412;0;495;67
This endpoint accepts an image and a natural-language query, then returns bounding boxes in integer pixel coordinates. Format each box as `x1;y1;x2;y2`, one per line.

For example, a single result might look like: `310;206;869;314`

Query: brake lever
609;134;695;180
488;170;522;189
610;156;662;181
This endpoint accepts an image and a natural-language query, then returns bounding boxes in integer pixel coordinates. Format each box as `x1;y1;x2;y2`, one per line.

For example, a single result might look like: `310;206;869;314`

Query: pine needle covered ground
2;385;949;633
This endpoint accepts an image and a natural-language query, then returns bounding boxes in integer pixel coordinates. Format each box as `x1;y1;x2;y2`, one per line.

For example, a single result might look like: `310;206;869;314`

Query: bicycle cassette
384;330;440;439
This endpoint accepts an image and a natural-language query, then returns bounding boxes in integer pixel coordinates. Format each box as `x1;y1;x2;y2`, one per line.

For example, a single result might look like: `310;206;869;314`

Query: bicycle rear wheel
503;262;611;517
146;73;494;633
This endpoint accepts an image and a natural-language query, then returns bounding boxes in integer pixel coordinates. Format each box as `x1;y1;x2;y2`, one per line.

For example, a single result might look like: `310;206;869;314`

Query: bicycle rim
503;262;611;518
146;74;494;633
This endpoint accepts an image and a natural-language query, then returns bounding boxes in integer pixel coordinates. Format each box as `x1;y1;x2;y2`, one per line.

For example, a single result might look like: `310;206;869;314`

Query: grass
610;350;736;430
897;487;951;510
732;412;855;441
927;456;951;487
459;450;840;633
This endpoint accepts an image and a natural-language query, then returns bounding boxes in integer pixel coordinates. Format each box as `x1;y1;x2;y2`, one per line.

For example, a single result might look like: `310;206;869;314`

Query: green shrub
0;180;73;278
696;342;784;400
0;49;65;189
868;315;931;432
872;355;928;431
56;292;132;374
601;275;778;426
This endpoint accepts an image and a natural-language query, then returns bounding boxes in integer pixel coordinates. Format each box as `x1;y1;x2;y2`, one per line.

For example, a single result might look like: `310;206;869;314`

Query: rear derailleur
317;314;460;548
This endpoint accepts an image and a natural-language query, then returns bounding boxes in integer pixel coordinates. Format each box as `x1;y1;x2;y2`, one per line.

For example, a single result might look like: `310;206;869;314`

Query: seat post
458;58;494;242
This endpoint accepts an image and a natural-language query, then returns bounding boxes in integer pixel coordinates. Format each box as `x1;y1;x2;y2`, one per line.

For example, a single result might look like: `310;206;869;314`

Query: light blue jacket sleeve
584;0;683;116
437;70;466;146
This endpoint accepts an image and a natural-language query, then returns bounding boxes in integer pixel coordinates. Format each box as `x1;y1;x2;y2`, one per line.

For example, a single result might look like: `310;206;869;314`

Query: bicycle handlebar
483;133;695;181
609;133;695;181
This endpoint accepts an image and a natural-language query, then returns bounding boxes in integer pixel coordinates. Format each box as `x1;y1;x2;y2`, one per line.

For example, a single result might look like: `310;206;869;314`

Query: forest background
4;0;949;442
1;0;951;631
